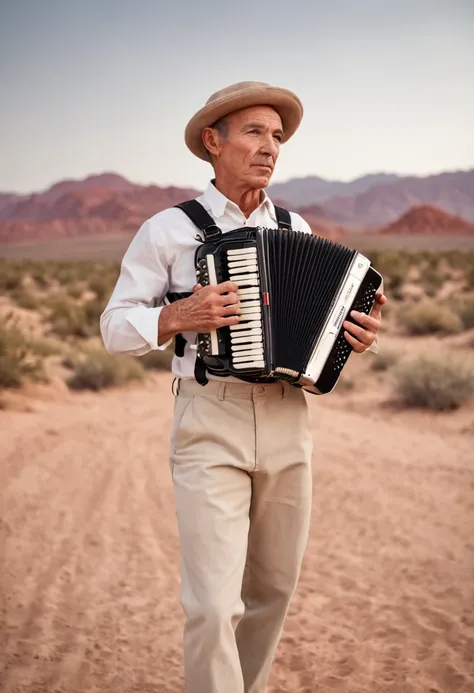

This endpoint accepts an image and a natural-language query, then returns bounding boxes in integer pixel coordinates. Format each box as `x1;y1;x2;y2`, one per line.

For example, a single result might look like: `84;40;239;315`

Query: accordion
194;227;382;394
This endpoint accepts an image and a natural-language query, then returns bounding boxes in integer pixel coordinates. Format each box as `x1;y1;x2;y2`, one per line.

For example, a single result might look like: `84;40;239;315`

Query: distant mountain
269;173;401;207
0;173;200;242
318;170;474;225
378;204;474;235
0;193;23;218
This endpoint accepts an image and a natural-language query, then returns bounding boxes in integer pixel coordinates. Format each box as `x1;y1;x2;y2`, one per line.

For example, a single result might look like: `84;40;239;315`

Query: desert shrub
0;261;25;292
138;347;174;371
88;274;116;302
394;355;474;410
82;299;104;337
465;264;474;290
65;281;86;300
459;300;474;330
28;337;63;358
9;286;40;310
419;262;446;298
370;349;399;372
399;300;462;335
47;293;87;338
367;250;407;299
0;315;45;388
67;348;145;391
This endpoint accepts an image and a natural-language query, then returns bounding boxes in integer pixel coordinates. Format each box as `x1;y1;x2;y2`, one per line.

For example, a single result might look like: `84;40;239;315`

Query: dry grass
394;355;474;411
398;300;463;335
66;347;145;391
459;300;474;330
370;348;399;372
0;314;46;388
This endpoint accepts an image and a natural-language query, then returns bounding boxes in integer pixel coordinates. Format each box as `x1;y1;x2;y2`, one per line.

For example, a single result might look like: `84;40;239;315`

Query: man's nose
260;135;279;158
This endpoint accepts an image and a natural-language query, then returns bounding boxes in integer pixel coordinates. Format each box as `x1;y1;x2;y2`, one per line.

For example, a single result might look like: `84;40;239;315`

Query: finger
217;315;240;327
221;303;241;316
343;320;374;346
371;293;387;320
349;310;381;332
218;291;239;306
192;284;202;293
343;330;367;353
215;280;239;294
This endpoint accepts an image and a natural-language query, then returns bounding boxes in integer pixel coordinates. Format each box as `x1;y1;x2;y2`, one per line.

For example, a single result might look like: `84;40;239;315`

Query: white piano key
237;287;260;296
227;247;257;256
229;320;261;331
231;272;259;282
234;278;260;287
230;327;262;339
234;311;262;322
228;257;257;267
231;343;264;353
239;300;260;308
232;351;264;360
231;335;263;345
229;264;258;276
238;294;260;303
240;305;261;315
233;360;265;369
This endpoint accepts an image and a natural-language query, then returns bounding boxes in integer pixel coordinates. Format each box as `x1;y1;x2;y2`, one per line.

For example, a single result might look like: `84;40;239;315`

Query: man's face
210;105;283;188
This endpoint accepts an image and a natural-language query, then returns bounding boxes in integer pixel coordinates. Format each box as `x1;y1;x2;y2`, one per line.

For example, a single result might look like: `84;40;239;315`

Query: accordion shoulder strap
175;199;222;242
273;204;292;231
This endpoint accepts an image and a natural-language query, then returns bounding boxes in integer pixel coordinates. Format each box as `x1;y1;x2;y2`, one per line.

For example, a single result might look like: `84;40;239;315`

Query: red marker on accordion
263;292;270;306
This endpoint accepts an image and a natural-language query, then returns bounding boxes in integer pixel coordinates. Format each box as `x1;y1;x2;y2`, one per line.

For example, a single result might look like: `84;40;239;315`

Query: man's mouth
254;164;273;172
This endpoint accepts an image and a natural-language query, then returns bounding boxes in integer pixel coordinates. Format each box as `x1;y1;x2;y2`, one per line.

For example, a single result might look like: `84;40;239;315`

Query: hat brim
185;85;303;161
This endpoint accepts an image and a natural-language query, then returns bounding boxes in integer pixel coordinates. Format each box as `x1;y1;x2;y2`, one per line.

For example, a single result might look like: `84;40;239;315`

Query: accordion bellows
195;227;382;394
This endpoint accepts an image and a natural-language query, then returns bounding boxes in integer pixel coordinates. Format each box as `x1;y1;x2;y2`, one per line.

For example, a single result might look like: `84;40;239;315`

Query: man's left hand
342;291;387;353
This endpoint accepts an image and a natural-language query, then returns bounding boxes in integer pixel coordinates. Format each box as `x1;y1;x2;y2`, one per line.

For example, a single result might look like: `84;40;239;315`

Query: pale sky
1;0;473;194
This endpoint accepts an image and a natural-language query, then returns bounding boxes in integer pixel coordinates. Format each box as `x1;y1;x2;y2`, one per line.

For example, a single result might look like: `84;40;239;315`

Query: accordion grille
258;229;356;376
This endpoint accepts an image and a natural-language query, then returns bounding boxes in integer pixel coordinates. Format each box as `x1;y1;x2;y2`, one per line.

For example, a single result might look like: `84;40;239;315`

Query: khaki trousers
169;378;313;693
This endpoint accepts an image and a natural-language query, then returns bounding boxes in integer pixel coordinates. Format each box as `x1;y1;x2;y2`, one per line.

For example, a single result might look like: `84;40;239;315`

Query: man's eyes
248;128;282;142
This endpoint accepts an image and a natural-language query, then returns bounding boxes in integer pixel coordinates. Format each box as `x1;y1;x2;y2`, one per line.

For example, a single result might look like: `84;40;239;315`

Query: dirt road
1;374;473;692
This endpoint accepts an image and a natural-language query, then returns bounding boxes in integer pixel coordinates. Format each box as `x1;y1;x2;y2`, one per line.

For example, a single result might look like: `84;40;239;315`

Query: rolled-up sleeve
100;218;172;356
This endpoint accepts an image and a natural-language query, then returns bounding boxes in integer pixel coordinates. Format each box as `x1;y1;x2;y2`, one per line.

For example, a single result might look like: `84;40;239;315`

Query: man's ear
202;127;220;158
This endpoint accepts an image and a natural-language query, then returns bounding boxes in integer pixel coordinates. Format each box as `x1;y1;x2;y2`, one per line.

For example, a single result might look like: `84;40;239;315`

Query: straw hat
185;81;304;161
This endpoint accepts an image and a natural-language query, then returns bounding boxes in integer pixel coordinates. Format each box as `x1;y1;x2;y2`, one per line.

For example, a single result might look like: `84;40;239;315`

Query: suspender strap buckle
202;223;222;242
175;199;222;243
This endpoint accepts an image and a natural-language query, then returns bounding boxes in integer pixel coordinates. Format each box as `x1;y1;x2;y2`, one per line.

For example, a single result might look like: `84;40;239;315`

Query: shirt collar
202;180;276;221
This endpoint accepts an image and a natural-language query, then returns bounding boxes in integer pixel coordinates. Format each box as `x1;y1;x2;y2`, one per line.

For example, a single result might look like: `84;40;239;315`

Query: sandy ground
1;373;473;693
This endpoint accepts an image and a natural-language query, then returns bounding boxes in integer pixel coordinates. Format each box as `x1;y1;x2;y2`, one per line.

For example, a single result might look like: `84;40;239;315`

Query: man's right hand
158;281;240;344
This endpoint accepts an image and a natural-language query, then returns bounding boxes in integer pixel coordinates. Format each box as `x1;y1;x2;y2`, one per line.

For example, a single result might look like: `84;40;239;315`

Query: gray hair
210;116;228;139
204;116;228;162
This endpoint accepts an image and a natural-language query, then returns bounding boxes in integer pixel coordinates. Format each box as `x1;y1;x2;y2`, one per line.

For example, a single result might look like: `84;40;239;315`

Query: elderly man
101;81;386;693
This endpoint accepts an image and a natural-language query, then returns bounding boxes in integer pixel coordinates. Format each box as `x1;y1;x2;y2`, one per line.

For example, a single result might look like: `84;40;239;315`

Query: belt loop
217;382;226;401
172;377;180;396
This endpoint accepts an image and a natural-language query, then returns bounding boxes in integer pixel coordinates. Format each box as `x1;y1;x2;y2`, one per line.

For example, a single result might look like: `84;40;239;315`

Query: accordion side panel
310;266;383;394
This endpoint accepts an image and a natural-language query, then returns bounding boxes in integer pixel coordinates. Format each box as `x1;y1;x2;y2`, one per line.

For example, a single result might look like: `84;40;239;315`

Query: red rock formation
378;204;474;235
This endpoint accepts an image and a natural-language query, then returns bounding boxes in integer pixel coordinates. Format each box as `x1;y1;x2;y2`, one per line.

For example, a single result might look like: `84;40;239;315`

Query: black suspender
274;205;292;232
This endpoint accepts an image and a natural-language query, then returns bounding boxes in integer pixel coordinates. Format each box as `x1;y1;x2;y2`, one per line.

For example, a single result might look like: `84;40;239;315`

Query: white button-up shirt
100;181;313;379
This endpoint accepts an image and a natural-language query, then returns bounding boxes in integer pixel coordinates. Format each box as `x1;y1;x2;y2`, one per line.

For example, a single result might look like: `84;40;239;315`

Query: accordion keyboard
226;247;265;370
